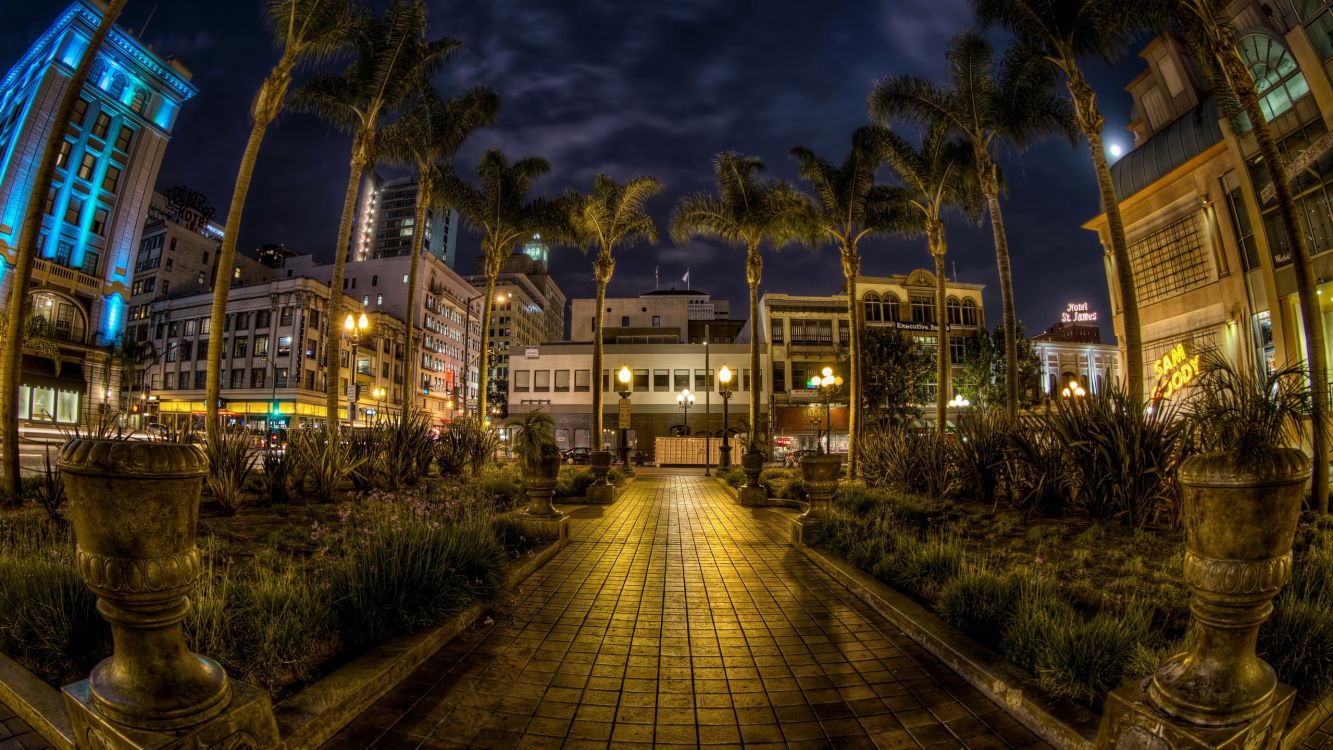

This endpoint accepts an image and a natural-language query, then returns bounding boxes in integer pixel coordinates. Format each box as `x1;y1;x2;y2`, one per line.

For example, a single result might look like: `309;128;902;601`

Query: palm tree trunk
1;0;126;497
929;220;949;441
983;169;1019;420
324;133;370;439
1066;66;1145;404
841;246;861;476
206;62;292;445
402;169;431;421
1215;44;1330;512
591;254;611;444
476;256;498;424
746;242;764;452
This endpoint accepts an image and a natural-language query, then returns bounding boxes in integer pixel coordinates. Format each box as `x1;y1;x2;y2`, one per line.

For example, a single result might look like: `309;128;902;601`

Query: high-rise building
465;242;567;406
0;0;196;425
348;173;460;267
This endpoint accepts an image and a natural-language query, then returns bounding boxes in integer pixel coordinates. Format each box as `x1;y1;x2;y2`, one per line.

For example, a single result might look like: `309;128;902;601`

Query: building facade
1086;3;1333;400
760;269;986;445
505;342;756;458
0;0;195;425
283;250;481;425
137;277;403;430
348;172;459;268
569;288;745;345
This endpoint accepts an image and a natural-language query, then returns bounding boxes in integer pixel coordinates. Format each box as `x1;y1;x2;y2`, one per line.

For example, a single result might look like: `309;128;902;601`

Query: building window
554;370;570;392
772;362;786;392
55;140;71;168
53;240;73;266
961;299;978;326
633;369;649;392
362;295;369;305
233;337;248;358
255;310;270;328
950;338;965;365
651;315;661;327
694;369;714;391
197;271;206;285
910;296;934;324
1128;213;1212;305
251;369;266;389
653;369;669;391
574;369;590;392
114;125;133;153
90;207;109;235
946;298;962;325
864;292;882;322
76;153;96;181
69;98;89;127
770;319;784;343
533;370;550;392
101;166;121;194
839;319;849;344
621;315;630;327
255;335;269;357
885;294;900;321
230;370;244;389
1238;34;1310;122
280;307;293;326
513;370;530;392
195;371;207;389
91;112;111;139
63;196;83;226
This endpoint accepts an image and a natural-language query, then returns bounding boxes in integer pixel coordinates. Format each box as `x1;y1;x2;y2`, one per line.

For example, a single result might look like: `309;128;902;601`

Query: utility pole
704;323;710;476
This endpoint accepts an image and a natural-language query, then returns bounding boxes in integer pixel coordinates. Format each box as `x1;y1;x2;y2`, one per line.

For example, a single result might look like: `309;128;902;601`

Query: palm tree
289;0;458;438
439;150;560;422
790;127;918;477
373;85;498;418
568;175;662;448
879;123;981;437
1;0;127;498
671;153;807;448
1172;0;1329;510
972;0;1160;404
203;0;358;444
870;31;1076;421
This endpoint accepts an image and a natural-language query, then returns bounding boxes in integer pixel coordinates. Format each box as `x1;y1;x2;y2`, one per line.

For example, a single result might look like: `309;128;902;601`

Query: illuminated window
885;294;901;321
63;196;83;226
90;207;108;235
1238;34;1310;122
91;112;110;139
113;125;133;153
76;153;96;180
55;140;71;168
101;165;120;194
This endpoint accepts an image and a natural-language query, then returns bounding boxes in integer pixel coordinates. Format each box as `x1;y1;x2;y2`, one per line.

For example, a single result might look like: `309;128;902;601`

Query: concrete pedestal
63;679;279;750
1096;679;1294;750
738;486;768;506
789;518;808;547
585;484;615;505
514;513;570;543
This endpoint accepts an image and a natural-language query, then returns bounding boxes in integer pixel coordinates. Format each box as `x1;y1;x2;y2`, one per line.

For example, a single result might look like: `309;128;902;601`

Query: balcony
31;258;101;297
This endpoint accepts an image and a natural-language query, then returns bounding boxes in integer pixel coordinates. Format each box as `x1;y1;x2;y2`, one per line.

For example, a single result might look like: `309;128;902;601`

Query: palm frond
264;0;362;64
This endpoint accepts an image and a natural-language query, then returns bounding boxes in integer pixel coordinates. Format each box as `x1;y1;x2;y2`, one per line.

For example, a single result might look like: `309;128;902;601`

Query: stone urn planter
1148;449;1307;727
523;454;563;517
798;453;843;520
589;450;613;486
741;450;764;489
59;439;231;731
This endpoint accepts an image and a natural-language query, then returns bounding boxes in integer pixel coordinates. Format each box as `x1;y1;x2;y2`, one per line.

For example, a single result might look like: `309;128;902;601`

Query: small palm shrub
260;451;291;506
951;409;1012;506
1009;417;1066;516
1044;382;1183;527
205;427;258;515
383;411;434;486
436;416;500;477
507;409;560;473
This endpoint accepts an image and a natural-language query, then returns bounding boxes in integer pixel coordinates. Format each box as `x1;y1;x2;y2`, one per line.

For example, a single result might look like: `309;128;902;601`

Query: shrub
260;451;291;506
951;409;1012;506
329;510;508;646
1261;591;1333;696
885;534;964;601
1000;578;1076;674
556;468;595;498
188;562;338;695
0;556;107;686
346;427;386;493
1042;383;1183;528
721;466;745;488
381;412;435;487
205;427;258;515
436;417;500;477
862;430;954;498
1009;417;1067;516
937;569;1019;650
288;431;362;503
478;465;525;511
32;447;66;522
759;469;806;501
834;483;883;517
607;466;628;485
1034;606;1151;708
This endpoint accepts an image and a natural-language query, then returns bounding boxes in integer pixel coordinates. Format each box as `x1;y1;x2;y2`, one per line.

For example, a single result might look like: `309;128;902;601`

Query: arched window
1238;34;1310;122
109;72;127;99
946;297;962;325
864;292;882;322
885;294;900;321
130;88;147;114
29;291;87;343
962;299;978;326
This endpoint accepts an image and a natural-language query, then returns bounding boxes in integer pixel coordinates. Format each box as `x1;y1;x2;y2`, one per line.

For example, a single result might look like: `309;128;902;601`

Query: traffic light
271;401;281;416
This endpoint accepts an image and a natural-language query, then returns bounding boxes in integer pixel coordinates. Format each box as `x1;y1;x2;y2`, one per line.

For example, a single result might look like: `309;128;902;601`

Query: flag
682;269;690;284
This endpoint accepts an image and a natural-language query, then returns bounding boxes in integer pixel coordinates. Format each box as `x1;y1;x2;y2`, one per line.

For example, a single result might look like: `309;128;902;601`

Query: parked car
144;423;168;441
564;447;591;464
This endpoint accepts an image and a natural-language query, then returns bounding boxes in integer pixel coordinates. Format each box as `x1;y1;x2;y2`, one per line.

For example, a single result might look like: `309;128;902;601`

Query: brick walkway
0;702;50;750
323;470;1052;749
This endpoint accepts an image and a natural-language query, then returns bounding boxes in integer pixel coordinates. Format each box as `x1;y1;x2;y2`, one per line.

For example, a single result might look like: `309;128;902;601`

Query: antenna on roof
140;3;159;37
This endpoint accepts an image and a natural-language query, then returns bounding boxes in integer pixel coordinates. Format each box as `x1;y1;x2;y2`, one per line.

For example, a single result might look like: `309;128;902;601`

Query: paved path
0;703;50;750
324;471;1051;749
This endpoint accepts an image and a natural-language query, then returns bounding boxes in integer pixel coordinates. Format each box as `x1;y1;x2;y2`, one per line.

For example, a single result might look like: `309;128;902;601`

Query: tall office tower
347;173;460;268
0;0;196;424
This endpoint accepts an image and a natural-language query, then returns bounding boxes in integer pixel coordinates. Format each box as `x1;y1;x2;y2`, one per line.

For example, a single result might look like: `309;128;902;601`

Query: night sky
4;1;1144;337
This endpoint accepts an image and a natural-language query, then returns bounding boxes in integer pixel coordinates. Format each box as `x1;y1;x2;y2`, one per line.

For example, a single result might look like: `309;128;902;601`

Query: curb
793;534;1099;750
275;536;567;749
0;653;73;750
713;475;805;509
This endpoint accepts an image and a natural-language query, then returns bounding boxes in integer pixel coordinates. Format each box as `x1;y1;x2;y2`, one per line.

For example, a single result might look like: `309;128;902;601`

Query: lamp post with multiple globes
807;366;843;455
1062;379;1087;398
616;365;633;471
343;312;370;427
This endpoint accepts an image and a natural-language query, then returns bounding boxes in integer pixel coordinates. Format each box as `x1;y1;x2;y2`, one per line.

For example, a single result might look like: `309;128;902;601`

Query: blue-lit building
0;0;196;424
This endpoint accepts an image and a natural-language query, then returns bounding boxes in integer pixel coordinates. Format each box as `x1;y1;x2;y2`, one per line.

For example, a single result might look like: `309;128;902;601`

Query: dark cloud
2;1;1143;334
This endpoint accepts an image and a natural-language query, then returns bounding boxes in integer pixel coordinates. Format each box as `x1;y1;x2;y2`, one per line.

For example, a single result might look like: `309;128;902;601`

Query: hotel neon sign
1150;342;1201;401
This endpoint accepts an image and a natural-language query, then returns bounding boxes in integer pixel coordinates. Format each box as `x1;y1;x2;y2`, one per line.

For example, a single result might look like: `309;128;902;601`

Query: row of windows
1127;213;1213;306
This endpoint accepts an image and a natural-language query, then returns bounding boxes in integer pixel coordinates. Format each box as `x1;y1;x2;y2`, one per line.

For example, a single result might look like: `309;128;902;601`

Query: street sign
618;398;631;429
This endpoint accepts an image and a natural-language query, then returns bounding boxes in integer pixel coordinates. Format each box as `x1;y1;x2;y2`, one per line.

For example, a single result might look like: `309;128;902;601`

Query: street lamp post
343;312;370;428
373;386;387;422
676;387;695;465
718;365;734;470
808;366;843;455
1062;378;1087;398
616;365;633;473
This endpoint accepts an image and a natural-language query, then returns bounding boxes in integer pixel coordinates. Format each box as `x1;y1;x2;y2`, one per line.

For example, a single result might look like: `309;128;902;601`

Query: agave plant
382;411;435;486
435;416;500;477
260;451;292;506
205;427;259;516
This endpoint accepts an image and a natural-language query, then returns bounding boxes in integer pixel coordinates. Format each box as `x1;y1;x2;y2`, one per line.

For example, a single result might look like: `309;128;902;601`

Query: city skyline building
569;288;745;345
348;172;460;268
0;0;196;425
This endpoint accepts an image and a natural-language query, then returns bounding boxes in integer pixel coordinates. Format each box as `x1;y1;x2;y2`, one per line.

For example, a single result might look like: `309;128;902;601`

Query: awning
20;355;85;391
